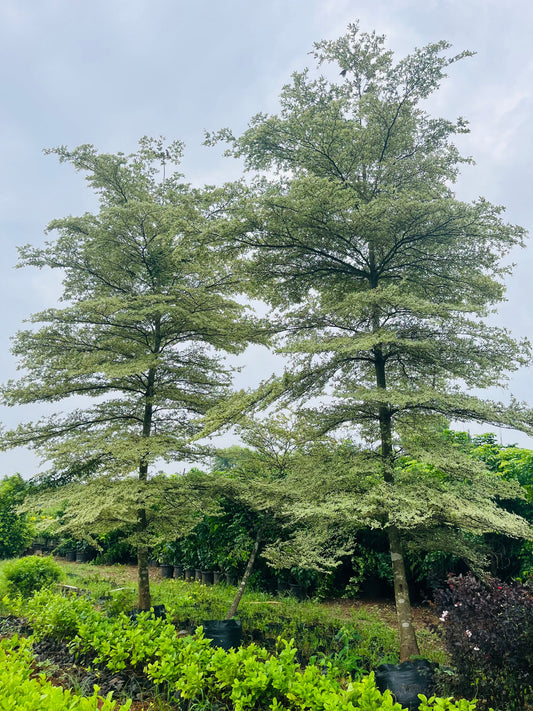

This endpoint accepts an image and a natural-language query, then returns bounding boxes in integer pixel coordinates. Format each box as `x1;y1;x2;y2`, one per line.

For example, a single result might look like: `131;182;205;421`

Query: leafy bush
0;634;131;710
6;587;100;641
434;573;533;710
2;555;63;597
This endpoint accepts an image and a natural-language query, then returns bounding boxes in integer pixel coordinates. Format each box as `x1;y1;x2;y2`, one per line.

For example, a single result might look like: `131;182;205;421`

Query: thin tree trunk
137;542;151;610
371;291;420;659
226;527;262;619
136;354;159;611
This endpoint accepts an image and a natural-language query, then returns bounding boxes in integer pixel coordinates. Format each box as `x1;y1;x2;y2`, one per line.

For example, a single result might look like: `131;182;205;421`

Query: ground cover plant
0;635;132;711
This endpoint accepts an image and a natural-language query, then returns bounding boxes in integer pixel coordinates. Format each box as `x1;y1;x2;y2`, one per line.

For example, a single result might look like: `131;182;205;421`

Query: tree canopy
1;25;532;658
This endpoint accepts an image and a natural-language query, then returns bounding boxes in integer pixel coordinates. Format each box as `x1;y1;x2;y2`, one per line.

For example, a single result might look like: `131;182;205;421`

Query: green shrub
0;475;34;559
3;591;482;711
2;555;63;597
0;634;131;710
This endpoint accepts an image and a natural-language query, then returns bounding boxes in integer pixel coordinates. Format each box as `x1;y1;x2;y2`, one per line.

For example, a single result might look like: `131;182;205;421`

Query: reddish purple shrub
434;573;533;710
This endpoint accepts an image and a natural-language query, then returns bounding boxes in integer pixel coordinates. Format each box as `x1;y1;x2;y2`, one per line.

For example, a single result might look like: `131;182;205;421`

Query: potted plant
54;538;77;561
157;542;177;578
75;540;94;563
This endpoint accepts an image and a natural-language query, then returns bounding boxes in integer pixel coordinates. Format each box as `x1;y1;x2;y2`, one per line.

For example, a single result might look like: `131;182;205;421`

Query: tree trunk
388;525;419;660
137;543;151;610
372;309;420;659
226;527;262;619
136;354;159;611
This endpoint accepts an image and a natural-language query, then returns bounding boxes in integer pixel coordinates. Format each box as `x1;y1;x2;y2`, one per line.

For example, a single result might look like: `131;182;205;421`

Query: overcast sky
1;0;533;478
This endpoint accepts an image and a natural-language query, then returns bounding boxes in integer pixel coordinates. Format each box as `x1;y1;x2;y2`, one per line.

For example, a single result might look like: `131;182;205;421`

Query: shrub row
3;591;482;711
0;634;131;711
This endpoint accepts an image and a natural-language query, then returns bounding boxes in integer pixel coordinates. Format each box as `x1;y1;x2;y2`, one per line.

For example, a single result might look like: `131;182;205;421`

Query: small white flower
465;629;472;637
439;610;449;622
473;646;480;651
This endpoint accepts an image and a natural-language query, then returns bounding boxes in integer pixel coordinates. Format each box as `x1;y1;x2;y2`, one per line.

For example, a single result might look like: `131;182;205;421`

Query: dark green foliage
93;531;137;565
0;474;34;558
446;431;533;580
2;555;63;597
434;573;533;710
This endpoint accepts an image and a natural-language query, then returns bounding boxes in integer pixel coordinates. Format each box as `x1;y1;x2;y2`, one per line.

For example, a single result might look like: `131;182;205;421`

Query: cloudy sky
1;0;532;477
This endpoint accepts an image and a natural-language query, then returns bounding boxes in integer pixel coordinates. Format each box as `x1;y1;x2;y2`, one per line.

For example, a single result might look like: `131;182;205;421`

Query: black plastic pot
173;566;183;579
160;564;174;579
225;572;237;586
213;571;222;585
184;568;194;581
201;571;214;585
375;659;435;711
202;619;242;651
65;550;76;562
289;583;304;600
194;569;202;582
75;550;91;563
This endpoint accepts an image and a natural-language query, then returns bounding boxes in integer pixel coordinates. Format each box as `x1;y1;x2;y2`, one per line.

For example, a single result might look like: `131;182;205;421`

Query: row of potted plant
157;562;238;586
29;537;95;563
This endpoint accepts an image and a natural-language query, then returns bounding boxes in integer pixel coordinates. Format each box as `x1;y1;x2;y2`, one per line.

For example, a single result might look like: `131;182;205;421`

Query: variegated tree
1;138;260;609
209;25;533;658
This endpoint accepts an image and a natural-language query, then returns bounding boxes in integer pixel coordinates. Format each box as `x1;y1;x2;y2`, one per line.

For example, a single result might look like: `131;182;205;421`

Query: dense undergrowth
0;634;132;711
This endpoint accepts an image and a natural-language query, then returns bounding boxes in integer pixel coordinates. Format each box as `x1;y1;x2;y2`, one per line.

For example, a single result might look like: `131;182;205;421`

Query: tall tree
1;137;260;609
209;25;533;658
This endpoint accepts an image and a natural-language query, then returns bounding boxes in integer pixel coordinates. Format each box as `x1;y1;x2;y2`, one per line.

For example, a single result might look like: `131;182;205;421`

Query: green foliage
0;635;131;710
1;590;475;710
445;432;533;580
0;474;34;559
3;138;257;478
2;555;62;597
318;624;399;678
1;137;263;609
417;696;480;711
92;530;137;565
